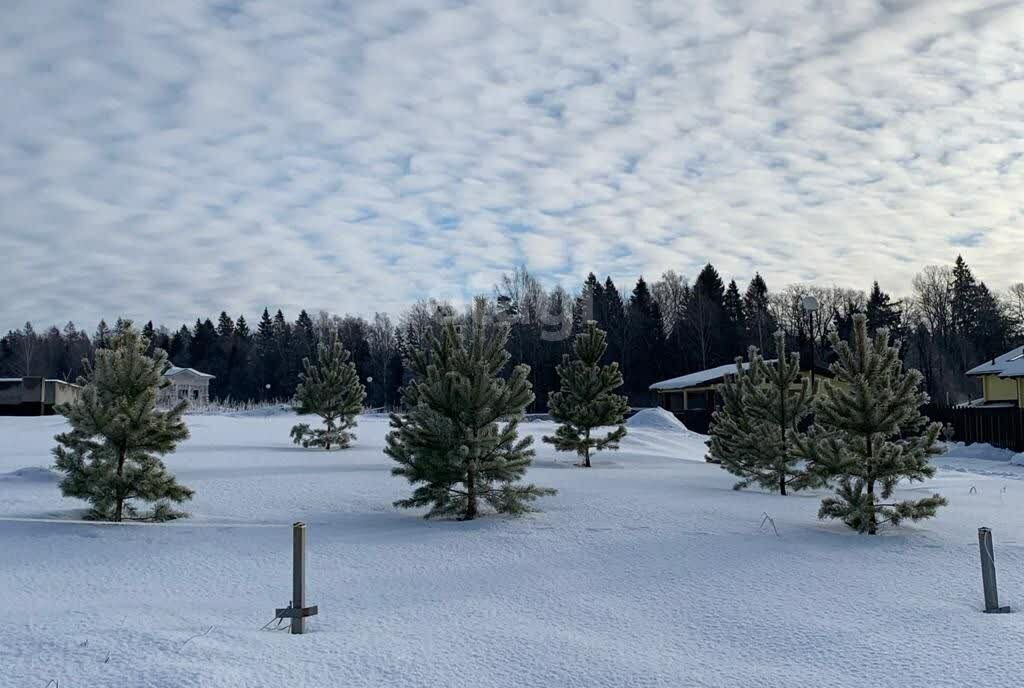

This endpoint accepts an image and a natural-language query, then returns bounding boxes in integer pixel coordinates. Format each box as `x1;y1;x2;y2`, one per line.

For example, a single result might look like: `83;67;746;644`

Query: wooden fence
672;404;1024;452
921;404;1024;452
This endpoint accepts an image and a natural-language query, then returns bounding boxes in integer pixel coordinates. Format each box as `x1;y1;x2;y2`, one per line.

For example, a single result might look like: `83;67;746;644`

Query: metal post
978;527;1011;613
292;521;306;634
809;310;816;391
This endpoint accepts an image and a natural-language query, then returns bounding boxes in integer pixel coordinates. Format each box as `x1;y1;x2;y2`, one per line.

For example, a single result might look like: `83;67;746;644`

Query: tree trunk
583;429;592;468
778;378;787;495
866;478;877;535
464;464;478;520
114;444;127;522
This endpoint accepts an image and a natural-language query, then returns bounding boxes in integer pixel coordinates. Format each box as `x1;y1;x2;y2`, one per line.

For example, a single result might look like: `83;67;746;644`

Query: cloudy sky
3;0;1023;330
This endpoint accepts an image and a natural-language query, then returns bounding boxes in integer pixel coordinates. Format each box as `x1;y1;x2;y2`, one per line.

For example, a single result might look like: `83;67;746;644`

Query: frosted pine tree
742;332;816;494
386;302;556;520
544;322;628;467
707;348;772;485
53;324;192;522
800;314;946;534
709;334;816;494
290;333;365;450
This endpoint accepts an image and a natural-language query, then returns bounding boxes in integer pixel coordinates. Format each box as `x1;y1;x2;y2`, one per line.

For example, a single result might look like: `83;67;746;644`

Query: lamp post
800;295;820;390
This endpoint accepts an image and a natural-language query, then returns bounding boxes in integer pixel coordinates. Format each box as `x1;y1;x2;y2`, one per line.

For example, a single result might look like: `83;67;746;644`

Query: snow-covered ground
2;410;1023;687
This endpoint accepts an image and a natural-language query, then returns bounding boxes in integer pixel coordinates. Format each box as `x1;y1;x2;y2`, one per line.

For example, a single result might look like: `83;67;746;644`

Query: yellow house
966;346;1024;408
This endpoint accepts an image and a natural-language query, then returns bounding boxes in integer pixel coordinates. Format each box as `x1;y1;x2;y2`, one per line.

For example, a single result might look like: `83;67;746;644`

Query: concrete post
979;527;1011;613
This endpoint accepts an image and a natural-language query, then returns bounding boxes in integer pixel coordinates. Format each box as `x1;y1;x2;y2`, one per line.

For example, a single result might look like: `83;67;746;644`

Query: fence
921;404;1024;452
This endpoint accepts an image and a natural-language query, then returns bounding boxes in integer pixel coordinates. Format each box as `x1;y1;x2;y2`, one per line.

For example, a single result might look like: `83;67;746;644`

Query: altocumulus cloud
1;0;1023;328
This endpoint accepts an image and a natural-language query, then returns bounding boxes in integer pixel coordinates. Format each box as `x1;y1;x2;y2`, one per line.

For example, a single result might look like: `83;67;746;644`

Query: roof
966;346;1024;379
164;366;215;379
0;378;80;386
649;360;777;391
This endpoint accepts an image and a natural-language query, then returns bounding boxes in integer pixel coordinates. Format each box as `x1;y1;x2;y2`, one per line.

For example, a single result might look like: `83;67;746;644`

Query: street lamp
800;296;819;389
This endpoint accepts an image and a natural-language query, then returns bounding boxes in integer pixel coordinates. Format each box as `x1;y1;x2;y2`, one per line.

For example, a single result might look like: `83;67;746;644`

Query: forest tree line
3;255;1022;409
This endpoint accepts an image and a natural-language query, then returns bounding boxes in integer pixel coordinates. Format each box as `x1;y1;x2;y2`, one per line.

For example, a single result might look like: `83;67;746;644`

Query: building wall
983;375;1019;403
0;379;80;416
159;373;211;406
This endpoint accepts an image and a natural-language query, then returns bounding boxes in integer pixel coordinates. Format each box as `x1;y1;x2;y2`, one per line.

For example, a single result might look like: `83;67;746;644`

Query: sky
2;0;1023;331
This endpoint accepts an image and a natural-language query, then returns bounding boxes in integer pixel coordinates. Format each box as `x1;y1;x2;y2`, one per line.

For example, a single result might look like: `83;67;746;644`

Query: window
686;391;709;410
192;389;200;400
178;388;188;400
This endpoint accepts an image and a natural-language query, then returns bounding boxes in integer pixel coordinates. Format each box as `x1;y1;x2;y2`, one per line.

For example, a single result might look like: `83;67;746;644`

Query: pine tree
707;349;766;479
743;273;773;353
544;322;629;467
724;279;746;358
800;314;947;534
141;321;157;355
865;281;901;337
709;333;814;494
742;332;815;494
169;325;191;366
52;323;192;522
690;263;726;368
216;312;235;338
575;273;604;334
950;255;979;337
625;277;666;399
601;277;626;367
290;333;365;450
386;302;556;520
94;320;112;350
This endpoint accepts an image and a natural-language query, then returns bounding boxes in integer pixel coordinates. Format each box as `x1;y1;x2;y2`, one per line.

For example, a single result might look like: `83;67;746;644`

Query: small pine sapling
707;348;771;484
544;321;629;467
53;323;192;521
742;332;817;495
386;302;556;520
799;314;947;534
291;333;366;450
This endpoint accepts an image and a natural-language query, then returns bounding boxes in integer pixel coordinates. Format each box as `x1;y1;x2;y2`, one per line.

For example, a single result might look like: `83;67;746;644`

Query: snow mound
0;466;61;483
1010;452;1024;466
627;407;697;435
943;442;1016;462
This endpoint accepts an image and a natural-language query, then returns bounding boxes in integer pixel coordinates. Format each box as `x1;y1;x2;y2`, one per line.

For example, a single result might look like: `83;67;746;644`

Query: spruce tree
290;333;365;450
708;333;814;494
743;273;773;353
800;314;947;534
386;303;556;520
53;324;192;522
723;279;746;358
544;322;629;467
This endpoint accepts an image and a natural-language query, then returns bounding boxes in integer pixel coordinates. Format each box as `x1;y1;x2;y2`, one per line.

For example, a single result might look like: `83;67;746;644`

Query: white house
159;366;214;407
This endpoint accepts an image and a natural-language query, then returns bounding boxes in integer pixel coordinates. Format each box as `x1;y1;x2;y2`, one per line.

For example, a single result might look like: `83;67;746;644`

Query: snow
2;414;1024;687
649;360;775;391
165;366;215;379
966;346;1024;378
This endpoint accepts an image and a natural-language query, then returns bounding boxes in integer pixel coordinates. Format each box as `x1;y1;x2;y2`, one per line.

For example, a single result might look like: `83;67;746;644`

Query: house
159;366;215;407
0;377;81;416
649;360;831;433
650;361;769;414
965;346;1024;408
